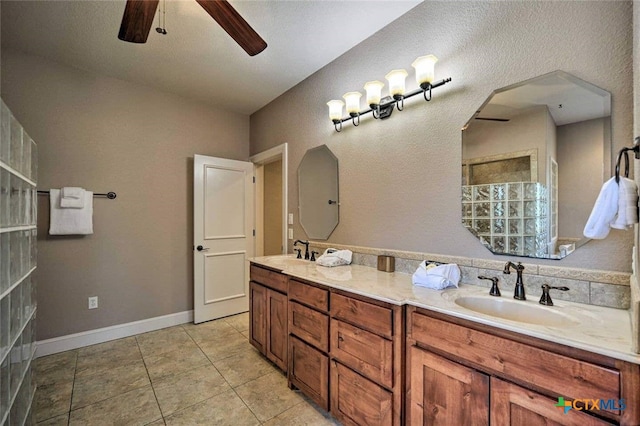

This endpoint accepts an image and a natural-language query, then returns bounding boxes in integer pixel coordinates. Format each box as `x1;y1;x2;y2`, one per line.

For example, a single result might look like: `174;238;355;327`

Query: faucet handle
310;251;319;261
539;284;569;306
478;276;501;297
294;248;302;259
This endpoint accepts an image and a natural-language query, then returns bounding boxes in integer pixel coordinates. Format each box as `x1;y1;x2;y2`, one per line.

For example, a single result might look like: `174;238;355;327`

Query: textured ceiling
1;0;422;114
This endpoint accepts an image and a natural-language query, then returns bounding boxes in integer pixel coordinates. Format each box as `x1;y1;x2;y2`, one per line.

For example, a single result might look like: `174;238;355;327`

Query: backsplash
308;242;631;310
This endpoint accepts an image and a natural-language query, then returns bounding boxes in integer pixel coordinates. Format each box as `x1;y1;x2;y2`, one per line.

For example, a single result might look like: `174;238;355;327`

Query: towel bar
37;190;117;199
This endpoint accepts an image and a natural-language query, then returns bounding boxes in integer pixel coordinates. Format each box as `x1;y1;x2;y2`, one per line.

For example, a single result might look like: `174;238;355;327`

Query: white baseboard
35;310;194;358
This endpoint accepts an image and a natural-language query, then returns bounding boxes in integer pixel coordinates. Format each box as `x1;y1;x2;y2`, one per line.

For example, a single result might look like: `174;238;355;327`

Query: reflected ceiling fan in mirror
117;0;267;56
474;117;510;122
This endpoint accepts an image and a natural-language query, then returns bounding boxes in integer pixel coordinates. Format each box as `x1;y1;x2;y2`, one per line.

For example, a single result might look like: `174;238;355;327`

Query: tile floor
33;313;340;425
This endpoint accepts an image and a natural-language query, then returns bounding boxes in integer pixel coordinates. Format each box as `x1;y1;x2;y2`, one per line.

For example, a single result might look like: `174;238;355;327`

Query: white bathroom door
193;154;254;324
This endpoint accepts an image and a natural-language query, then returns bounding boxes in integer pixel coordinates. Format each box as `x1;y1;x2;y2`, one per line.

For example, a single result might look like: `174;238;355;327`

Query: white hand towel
60;187;86;208
610;177;639;230
412;262;461;290
583;177;619;239
316;248;352;267
49;189;94;235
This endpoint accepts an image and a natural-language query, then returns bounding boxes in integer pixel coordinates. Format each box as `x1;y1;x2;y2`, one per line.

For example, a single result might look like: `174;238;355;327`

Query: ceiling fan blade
118;0;160;43
196;0;267;56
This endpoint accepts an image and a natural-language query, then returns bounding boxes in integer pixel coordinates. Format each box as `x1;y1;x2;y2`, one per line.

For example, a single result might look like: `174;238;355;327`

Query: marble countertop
250;254;639;364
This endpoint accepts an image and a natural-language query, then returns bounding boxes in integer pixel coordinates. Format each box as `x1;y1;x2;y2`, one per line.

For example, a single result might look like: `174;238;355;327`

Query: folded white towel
583;177;619;239
610;177;639;230
61;187;84;199
49;189;94;235
60;187;86;208
316;248;352;267
412;261;461;290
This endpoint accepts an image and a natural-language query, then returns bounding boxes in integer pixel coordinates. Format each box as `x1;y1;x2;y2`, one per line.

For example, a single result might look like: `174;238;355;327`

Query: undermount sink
264;257;309;267
454;296;579;327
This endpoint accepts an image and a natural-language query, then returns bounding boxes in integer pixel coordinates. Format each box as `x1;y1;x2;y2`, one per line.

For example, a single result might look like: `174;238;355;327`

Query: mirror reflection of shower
461;71;611;259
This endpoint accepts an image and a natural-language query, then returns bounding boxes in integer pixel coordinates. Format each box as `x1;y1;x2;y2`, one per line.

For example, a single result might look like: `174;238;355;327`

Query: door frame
250;143;288;255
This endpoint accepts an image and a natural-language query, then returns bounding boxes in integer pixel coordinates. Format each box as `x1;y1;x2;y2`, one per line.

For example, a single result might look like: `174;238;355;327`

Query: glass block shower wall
462;182;548;257
0;99;38;426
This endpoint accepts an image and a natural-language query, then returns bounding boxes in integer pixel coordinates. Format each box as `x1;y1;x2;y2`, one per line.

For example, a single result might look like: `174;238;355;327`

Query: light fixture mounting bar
332;77;452;125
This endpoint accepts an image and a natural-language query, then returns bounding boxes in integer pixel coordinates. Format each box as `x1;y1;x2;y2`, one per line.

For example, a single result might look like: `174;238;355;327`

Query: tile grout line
65;351;79;426
135;335;165;425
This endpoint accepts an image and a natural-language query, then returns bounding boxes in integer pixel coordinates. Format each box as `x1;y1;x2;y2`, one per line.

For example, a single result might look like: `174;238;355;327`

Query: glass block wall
462;182;548;257
0;99;37;426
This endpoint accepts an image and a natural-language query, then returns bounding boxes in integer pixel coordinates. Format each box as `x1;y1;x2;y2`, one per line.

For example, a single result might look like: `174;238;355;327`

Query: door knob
196;245;209;251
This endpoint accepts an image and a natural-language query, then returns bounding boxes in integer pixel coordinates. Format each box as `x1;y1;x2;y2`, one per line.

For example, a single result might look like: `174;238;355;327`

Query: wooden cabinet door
249;281;266;354
491;378;614;426
331;360;394;426
408;346;489;426
289;335;329;411
266;289;287;371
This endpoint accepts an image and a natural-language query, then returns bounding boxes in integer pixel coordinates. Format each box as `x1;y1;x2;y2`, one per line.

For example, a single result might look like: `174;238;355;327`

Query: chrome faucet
294;239;310;260
503;261;526;300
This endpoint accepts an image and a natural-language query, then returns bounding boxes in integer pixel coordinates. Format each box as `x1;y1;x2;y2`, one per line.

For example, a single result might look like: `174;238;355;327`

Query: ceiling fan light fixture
118;0;267;56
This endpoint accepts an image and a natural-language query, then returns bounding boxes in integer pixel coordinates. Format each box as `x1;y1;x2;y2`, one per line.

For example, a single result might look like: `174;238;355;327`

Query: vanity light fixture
327;54;451;132
343;92;362;127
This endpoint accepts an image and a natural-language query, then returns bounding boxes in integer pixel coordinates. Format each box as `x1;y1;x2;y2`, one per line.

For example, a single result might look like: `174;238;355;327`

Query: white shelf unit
1;99;38;426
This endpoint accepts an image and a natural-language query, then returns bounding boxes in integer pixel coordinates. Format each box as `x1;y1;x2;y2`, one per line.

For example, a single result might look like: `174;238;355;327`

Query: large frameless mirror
462;71;611;259
298;144;339;240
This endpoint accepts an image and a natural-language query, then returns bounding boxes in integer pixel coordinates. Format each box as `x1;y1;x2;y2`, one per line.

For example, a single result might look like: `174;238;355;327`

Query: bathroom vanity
249;256;640;425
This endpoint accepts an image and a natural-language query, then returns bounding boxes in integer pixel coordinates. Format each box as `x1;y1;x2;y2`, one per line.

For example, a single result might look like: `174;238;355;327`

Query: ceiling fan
117;0;267;56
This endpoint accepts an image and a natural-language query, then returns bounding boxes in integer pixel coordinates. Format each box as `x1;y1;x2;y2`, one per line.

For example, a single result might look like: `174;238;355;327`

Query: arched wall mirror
461;71;611;259
298;144;339;240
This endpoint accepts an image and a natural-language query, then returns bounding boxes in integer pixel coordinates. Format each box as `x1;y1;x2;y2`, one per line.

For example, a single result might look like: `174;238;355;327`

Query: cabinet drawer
410;311;620;403
250;264;287;293
289;301;329;352
289;335;329;411
331;293;393;339
331;319;393;388
330;361;393;426
289;279;329;312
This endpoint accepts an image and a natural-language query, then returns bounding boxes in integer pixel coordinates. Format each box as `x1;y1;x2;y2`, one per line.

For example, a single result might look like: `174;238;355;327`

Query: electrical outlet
288;228;293;240
288;213;294;225
88;296;98;309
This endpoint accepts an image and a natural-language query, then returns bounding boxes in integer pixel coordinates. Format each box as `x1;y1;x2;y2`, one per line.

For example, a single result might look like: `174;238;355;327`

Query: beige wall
1;50;250;339
557;118;607;240
263;159;283;255
251;1;634;272
463;106;549;183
